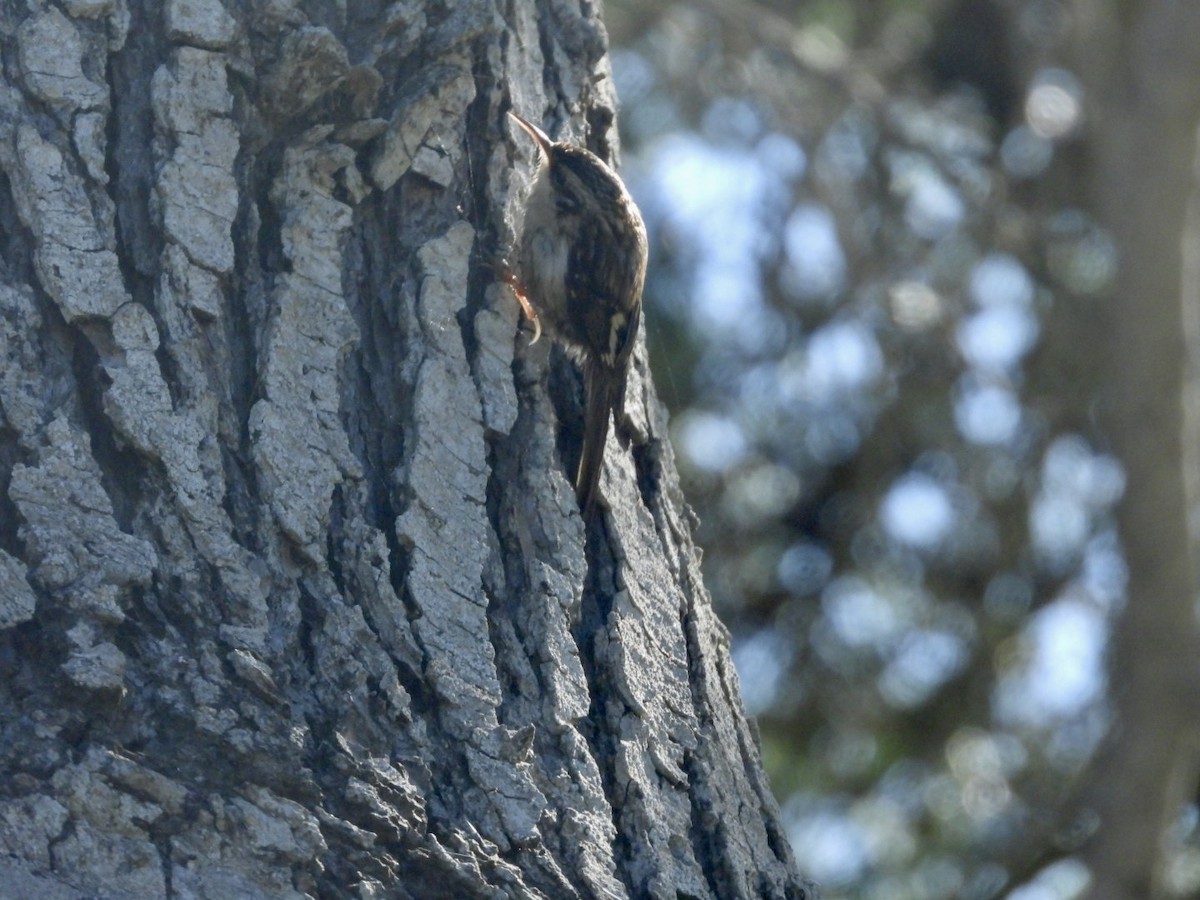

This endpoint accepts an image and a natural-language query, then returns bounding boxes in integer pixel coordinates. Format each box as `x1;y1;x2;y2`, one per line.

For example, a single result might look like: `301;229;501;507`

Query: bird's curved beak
508;111;553;158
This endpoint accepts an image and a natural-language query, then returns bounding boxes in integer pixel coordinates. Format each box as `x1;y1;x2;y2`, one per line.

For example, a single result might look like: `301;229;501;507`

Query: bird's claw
499;265;542;344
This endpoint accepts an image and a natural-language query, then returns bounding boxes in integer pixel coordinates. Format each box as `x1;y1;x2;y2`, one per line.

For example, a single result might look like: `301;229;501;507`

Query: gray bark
1073;1;1200;896
0;1;809;898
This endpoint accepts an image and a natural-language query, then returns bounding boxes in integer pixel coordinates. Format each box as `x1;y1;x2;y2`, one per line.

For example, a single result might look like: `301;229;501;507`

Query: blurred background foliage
604;1;1200;897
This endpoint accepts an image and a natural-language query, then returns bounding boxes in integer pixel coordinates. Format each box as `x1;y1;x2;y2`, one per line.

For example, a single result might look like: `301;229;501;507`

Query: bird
506;110;649;518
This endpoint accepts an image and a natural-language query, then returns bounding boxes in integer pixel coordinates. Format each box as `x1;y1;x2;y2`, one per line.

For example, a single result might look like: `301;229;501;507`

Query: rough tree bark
0;1;810;898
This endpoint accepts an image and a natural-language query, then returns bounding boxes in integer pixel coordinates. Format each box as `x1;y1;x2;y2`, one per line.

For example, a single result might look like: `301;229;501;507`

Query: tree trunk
0;1;809;897
1074;1;1200;896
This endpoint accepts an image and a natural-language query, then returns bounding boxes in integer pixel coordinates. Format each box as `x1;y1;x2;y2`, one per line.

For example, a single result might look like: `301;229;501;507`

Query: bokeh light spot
881;473;954;549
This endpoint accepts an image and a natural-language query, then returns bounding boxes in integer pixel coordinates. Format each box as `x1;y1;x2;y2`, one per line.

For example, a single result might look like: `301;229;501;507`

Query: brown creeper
507;110;649;517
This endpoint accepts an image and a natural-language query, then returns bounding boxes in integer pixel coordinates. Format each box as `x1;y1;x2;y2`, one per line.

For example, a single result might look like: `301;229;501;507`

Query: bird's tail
575;363;614;519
